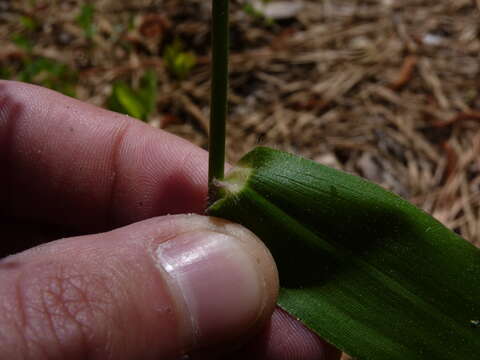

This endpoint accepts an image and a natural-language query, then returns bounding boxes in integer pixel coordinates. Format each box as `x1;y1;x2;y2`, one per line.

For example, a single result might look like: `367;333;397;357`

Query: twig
390;55;417;90
433;111;480;128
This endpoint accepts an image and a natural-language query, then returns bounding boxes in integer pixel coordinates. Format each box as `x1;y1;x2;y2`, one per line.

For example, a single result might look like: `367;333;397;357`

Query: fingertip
0;215;279;359
154;216;279;350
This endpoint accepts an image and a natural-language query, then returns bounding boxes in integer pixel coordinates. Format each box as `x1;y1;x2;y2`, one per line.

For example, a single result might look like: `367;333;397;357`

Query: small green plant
205;2;480;360
76;3;96;39
243;0;275;26
163;39;197;79
6;11;76;96
5;12;76;94
0;66;12;80
19;15;39;32
11;34;33;53
18;57;77;97
10;14;39;53
1;55;76;96
107;69;158;121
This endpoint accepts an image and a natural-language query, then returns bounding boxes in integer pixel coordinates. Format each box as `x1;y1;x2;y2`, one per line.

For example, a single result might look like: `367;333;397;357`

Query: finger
0;80;208;231
0;214;279;360
230;307;342;360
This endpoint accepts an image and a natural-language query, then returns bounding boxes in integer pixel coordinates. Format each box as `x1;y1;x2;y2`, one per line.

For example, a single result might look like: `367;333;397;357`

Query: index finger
0;80;208;231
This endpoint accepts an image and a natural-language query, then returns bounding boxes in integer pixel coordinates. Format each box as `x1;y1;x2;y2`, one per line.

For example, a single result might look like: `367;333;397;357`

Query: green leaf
207;146;480;360
11;33;33;52
108;82;146;120
76;3;96;39
138;69;158;115
163;39;197;79
107;70;157;121
242;2;275;26
16;57;77;96
0;66;12;80
19;15;38;31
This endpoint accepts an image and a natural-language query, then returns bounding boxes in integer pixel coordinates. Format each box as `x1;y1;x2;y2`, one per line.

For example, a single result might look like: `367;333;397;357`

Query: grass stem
208;0;229;204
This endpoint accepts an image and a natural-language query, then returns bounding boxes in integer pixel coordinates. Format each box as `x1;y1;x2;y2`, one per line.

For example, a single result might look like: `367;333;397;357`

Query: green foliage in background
0;56;77;97
1;11;77;96
19;57;77;96
0;67;12;80
107;69;158;121
10;14;38;53
163;39;197;79
10;34;33;53
243;0;275;25
19;15;39;32
76;3;96;39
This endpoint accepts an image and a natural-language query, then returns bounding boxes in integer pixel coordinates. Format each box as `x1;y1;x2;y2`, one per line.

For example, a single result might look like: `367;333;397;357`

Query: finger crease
106;122;131;229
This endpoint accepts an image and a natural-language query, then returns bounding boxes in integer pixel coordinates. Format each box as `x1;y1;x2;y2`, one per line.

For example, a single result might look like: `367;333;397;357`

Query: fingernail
156;230;265;347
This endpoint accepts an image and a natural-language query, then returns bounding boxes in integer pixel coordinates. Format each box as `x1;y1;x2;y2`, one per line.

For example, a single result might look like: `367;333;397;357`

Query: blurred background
1;0;480;250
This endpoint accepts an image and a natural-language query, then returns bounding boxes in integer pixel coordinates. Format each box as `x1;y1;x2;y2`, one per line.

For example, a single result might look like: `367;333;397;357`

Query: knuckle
9;264;118;359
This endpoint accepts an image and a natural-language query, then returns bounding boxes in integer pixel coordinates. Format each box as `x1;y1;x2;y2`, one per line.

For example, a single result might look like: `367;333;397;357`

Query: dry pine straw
2;0;480;247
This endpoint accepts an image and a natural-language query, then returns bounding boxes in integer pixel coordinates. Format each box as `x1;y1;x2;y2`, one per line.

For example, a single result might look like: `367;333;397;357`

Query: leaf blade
207;146;480;360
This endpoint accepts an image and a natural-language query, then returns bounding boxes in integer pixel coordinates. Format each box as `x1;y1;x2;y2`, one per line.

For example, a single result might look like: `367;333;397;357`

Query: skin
0;80;341;360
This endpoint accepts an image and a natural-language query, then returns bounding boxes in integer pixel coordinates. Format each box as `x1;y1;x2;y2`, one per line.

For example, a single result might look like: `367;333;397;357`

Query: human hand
0;80;340;359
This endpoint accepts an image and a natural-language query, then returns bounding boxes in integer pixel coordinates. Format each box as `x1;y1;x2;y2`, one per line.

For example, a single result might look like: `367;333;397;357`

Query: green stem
208;0;229;205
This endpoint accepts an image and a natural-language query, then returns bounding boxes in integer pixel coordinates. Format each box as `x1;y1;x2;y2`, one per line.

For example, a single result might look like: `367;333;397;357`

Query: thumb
0;215;279;360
